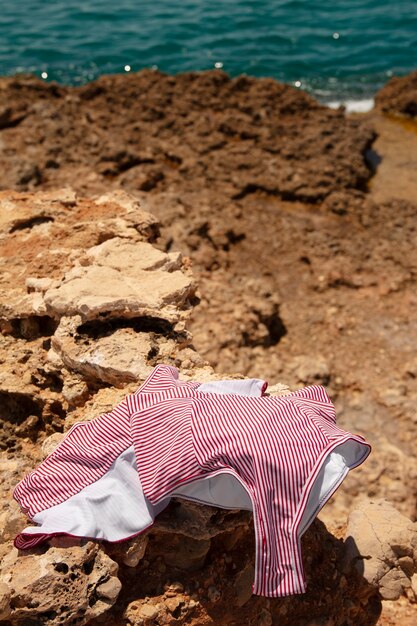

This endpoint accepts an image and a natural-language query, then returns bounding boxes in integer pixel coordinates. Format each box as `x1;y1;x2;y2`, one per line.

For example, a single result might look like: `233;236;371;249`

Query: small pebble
207;585;221;603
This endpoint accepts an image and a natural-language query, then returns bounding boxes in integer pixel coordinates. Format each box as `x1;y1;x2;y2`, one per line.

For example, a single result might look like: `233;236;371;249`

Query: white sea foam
326;98;375;113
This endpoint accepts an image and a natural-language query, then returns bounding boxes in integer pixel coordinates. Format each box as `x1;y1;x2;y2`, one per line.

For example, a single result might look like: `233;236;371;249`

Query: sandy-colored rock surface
0;541;121;625
364;112;417;204
344;499;417;601
0;71;374;201
0;187;384;626
52;316;156;386
43;260;194;323
1;68;417;624
375;70;417;117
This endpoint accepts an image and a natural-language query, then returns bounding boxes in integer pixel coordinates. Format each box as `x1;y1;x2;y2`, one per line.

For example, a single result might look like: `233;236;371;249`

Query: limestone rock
41;433;65;458
106;535;149;568
233;562;255;607
51;316;155;386
0;190;165;337
40;187;78;207
94;189;160;241
122;536;149;568
44;262;195;323
63;385;135;431
0;193;54;235
0;454;35;505
26;276;58;294
61;373;90;407
375;70;417;117
0;372;46;449
125;600;162;625
289;355;330;386
159;534;211;571
323;436;417;526
0;581;11;621
125;594;197;626
0;290;47;326
207;585;221;603
344;499;417;600
2;65;417;624
190;280;286;362
155;498;252;540
0;499;28;544
267;382;291;396
96;576;122;601
0;542;121;625
82;237;182;272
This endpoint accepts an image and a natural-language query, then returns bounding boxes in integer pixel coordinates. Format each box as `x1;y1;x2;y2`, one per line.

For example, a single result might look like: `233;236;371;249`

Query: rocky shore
1;70;417;625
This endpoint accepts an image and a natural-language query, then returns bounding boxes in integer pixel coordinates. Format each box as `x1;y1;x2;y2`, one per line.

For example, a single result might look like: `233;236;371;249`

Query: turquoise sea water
1;1;417;105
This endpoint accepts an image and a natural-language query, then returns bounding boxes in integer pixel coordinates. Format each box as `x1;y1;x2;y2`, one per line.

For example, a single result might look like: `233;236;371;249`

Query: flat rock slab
83;237;182;273
44;263;194;323
344;498;417;601
0;189;162;323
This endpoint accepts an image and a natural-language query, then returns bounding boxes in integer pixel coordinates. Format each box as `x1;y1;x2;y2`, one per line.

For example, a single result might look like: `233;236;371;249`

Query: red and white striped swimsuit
14;364;370;597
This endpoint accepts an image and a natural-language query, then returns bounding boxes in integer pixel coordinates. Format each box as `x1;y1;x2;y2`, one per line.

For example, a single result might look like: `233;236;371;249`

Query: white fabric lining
297;439;368;536
27;447;168;540
198;379;266;397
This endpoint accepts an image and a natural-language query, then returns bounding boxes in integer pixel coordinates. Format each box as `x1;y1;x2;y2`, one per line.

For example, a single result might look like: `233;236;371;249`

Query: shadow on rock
103;503;382;626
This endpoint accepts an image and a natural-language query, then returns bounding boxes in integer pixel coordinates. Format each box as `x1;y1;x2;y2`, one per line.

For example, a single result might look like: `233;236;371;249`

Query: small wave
325;98;375;113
